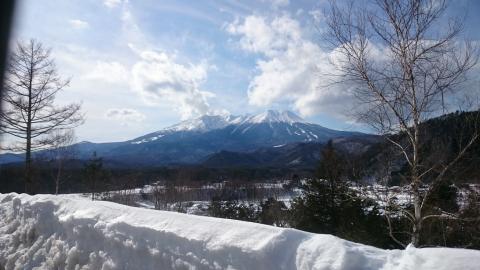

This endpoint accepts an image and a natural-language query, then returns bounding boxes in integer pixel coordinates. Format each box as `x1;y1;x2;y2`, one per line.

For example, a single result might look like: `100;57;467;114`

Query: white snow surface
159;110;306;133
246;110;306;124
164;115;234;133
1;193;479;270
130;110;313;144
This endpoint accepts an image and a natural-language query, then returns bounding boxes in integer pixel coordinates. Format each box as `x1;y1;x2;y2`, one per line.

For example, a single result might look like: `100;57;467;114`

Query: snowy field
102;181;478;216
102;180;298;215
1;193;479;270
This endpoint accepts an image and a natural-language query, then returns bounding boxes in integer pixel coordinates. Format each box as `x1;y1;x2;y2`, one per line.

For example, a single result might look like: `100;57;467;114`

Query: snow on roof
0;193;478;270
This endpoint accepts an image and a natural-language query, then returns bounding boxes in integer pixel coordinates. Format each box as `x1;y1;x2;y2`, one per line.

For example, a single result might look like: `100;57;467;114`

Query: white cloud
309;9;323;24
117;2;230;120
226;15;302;57
120;5;149;50
131;50;214;120
84;61;129;83
68;19;89;29
121;4;222;120
105;108;146;124
227;14;354;118
104;0;122;8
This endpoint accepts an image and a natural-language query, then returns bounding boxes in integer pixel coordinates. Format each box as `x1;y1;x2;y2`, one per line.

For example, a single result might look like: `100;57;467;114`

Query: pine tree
83;152;103;200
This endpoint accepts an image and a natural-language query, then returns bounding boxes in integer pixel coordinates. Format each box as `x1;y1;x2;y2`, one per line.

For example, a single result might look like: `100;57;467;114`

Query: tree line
209;141;480;249
1;0;479;250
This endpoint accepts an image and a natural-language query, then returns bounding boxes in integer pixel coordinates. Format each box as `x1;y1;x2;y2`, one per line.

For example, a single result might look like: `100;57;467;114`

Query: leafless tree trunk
323;0;478;246
152;182;166;210
43;129;76;194
0;39;83;194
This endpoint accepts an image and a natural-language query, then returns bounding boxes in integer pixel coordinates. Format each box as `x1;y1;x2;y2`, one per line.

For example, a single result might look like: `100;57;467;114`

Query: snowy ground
104;181;477;217
1;193;479;270
102;180;298;215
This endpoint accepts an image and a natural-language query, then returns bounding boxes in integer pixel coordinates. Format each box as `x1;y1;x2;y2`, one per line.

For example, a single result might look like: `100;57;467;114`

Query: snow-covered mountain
129;110;353;146
136;110;304;135
0;110;368;166
246;110;306;124
130;114;241;144
163;110;306;133
92;110;365;166
165;115;236;133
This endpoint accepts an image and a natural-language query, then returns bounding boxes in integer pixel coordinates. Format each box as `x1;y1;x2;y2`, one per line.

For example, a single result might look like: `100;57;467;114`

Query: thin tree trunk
330;181;337;234
412;191;422;246
55;159;62;195
25;138;32;194
411;120;422;247
25;51;33;194
92;177;95;201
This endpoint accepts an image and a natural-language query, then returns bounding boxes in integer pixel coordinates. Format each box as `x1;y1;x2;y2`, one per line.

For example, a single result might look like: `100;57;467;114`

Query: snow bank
0;193;478;270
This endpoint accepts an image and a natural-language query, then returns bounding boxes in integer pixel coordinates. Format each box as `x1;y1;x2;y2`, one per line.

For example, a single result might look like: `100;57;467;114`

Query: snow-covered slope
245;110;306;124
129;110;356;146
1;193;478;270
165;115;237;133
129;110;307;144
161;110;306;133
0;110;366;166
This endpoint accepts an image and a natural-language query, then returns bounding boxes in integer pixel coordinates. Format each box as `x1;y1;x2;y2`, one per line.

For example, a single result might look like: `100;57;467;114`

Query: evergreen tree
259;197;289;226
290;141;393;247
83;152;103;200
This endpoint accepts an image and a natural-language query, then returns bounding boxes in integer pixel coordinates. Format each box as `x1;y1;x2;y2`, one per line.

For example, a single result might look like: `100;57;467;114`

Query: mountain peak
153;110;306;135
247;110;305;124
165;114;231;132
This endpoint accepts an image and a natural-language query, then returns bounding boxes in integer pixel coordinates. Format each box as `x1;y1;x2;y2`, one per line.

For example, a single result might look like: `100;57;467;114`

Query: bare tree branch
0;39;84;194
323;0;478;247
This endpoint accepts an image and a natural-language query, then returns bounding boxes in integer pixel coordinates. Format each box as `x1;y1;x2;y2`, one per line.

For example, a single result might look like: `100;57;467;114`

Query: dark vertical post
0;0;15;191
0;0;15;112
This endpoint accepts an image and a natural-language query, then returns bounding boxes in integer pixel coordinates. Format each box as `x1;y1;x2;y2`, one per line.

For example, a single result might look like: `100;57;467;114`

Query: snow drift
0;193;478;270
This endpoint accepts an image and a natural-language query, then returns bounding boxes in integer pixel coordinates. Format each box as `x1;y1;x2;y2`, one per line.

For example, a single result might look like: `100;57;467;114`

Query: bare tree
0;39;83;194
323;0;479;246
44;129;76;195
152;182;167;210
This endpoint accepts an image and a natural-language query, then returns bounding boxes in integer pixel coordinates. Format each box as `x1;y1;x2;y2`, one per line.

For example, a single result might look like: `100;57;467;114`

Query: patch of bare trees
323;0;479;246
42;129;76;194
1;39;83;194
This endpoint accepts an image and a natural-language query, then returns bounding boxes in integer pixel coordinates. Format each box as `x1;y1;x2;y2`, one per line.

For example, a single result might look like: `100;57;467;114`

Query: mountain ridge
0;110;367;167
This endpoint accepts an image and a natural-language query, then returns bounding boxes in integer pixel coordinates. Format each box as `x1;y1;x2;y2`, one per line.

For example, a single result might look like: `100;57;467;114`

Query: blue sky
10;0;480;142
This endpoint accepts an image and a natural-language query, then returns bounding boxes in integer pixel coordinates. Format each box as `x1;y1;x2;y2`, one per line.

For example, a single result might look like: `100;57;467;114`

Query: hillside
202;135;378;168
202;142;325;168
1;193;479;270
357;110;480;184
97;110;364;166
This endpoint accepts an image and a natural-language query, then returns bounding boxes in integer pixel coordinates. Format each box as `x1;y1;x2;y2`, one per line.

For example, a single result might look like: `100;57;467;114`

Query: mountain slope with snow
0;110;367;167
128;110;352;145
245;110;306;124
0;193;478;270
98;110;365;166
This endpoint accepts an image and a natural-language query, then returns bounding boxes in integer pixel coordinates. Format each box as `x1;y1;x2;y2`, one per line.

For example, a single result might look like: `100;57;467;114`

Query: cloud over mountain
131;50;215;120
105;108;146;125
227;14;355;119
